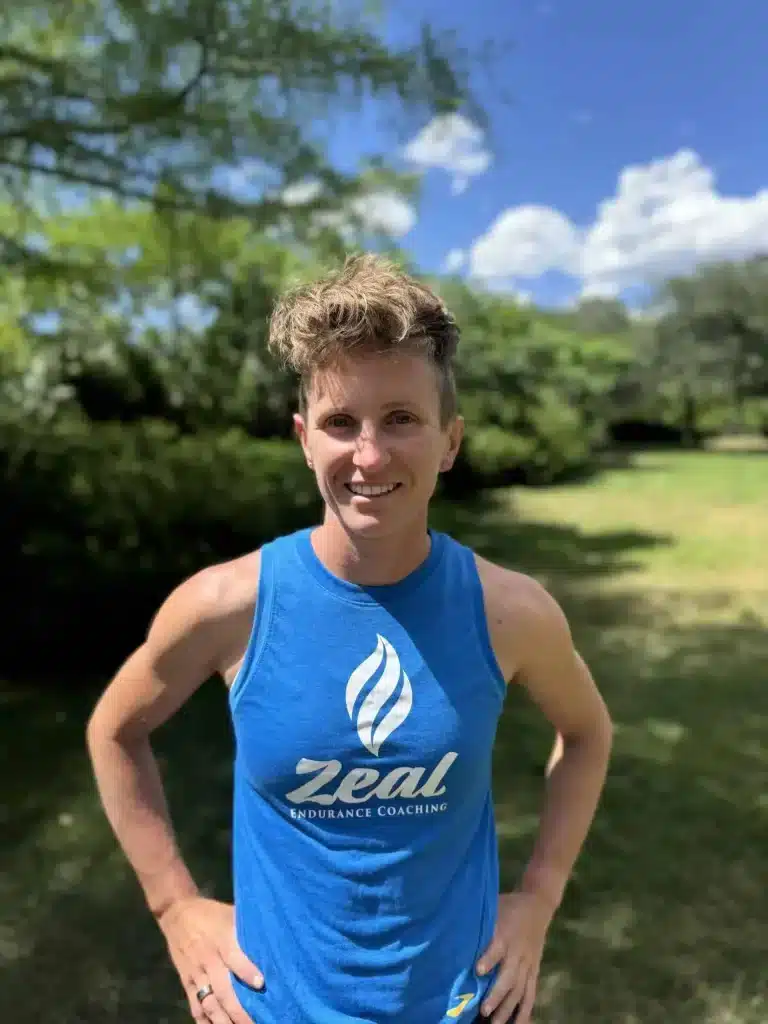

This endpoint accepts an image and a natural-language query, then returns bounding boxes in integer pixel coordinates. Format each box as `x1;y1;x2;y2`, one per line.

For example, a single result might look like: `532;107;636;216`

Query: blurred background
1;0;766;1021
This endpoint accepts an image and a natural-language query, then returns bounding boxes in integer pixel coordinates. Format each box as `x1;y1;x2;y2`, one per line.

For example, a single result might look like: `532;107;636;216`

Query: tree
568;296;631;338
0;0;488;280
0;1;502;423
660;257;768;409
435;279;634;484
0;196;321;428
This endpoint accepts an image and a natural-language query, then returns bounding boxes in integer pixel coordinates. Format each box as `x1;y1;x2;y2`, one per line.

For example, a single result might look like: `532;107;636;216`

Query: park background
1;1;766;1021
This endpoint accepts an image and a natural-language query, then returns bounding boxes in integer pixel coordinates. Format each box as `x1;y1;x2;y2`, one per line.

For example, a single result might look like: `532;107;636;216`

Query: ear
293;413;313;469
439;415;464;473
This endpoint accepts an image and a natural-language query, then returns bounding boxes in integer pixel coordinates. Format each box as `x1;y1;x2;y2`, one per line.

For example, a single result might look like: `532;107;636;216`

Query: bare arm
87;554;258;916
480;560;613;911
511;582;612;910
86;565;240;915
545;731;565;777
473;562;613;1023
86;559;262;1023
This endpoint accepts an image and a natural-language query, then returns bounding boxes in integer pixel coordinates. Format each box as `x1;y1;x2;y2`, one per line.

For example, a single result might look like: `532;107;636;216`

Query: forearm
87;727;200;917
519;726;612;910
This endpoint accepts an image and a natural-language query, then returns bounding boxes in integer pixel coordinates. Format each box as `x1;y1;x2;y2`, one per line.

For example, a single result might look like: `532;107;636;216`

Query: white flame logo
345;634;413;756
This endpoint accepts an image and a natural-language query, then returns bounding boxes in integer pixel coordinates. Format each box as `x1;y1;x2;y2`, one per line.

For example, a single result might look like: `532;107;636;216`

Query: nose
352;426;391;471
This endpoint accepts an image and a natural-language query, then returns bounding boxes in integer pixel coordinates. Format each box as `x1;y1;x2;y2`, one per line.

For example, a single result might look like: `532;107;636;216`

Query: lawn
3;449;767;1022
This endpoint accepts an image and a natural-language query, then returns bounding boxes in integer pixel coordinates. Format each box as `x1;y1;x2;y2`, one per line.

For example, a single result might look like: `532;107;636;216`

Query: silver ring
196;983;214;1003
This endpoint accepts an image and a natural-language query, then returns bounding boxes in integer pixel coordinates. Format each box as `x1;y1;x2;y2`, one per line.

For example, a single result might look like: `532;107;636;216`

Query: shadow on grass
431;490;673;578
0;686;98;851
491;589;768;1023
3;500;766;1022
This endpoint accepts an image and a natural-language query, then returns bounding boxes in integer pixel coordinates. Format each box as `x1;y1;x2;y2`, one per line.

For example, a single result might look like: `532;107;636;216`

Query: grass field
3;449;767;1022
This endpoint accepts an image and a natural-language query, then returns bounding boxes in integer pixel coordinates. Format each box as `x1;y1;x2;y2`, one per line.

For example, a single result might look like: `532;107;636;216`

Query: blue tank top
228;527;507;1023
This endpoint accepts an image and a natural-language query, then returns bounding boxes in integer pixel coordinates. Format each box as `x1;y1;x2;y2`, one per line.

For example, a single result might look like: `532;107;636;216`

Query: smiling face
293;350;463;542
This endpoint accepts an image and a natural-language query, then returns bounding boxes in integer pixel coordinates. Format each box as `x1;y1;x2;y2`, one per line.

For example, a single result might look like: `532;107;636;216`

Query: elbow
600;702;614;751
583;705;614;755
592;713;614;769
85;703;110;758
564;704;614;757
591;699;613;745
85;694;125;755
86;698;152;757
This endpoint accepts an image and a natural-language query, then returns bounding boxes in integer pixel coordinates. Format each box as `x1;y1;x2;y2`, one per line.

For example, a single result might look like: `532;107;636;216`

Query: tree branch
0;154;286;226
0;43;71;75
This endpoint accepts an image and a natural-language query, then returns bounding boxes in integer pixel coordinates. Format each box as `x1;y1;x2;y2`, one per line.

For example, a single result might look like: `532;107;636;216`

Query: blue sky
316;0;768;308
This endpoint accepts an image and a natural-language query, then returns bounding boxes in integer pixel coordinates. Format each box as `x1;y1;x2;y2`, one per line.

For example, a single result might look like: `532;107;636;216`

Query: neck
311;513;431;586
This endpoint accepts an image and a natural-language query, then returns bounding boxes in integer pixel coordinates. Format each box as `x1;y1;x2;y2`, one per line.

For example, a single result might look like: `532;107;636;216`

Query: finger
514;971;539;1024
224;940;265;991
185;983;221;1024
207;960;255;1024
482;960;524;1020
186;989;208;1024
476;938;506;977
178;960;208;1022
191;987;231;1024
492;987;525;1024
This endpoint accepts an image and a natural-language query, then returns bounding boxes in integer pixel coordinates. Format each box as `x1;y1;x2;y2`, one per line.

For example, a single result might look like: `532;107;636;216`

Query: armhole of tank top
466;548;509;701
228;544;276;712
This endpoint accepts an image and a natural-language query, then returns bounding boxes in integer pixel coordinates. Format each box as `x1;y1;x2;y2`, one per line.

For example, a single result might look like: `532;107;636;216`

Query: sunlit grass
487;448;768;1024
510;451;768;611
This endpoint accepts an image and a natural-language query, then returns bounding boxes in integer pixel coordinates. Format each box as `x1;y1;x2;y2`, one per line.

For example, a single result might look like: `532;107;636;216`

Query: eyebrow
380;400;419;411
321;400;420;415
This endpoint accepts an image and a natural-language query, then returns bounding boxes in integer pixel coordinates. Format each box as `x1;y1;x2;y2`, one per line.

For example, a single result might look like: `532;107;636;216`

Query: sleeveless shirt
228;527;507;1023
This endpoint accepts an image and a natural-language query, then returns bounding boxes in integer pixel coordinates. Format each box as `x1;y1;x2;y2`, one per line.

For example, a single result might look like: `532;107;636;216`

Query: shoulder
473;551;612;748
87;550;264;740
473;553;567;628
146;549;262;678
152;549;261;626
472;553;573;683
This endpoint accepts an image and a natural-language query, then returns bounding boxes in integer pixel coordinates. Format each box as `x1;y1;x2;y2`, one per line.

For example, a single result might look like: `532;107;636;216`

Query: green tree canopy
0;0;489;279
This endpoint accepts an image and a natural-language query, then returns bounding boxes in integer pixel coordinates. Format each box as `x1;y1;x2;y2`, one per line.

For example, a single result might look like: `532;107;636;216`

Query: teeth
346;483;399;497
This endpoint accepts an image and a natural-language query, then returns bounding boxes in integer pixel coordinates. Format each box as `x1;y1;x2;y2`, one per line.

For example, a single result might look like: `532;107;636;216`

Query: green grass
3;448;767;1022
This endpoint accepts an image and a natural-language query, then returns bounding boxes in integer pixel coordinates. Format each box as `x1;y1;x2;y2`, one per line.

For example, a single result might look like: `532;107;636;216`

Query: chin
340;509;393;538
328;499;403;539
324;484;425;539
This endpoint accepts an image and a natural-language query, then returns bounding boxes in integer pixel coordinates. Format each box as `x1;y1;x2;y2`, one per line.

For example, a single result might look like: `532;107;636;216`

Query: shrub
0;415;321;674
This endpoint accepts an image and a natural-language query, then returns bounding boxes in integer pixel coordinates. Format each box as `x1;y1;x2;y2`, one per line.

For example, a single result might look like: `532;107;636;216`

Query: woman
86;255;612;1024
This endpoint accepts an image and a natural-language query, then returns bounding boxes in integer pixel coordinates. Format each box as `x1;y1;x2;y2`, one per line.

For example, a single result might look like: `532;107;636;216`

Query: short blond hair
268;253;459;423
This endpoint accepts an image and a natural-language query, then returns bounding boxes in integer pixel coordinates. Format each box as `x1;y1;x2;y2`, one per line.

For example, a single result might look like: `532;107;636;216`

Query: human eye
388;410;418;426
324;413;355;430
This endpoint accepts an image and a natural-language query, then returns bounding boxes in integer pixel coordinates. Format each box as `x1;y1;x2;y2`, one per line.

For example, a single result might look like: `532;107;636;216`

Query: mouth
344;482;402;499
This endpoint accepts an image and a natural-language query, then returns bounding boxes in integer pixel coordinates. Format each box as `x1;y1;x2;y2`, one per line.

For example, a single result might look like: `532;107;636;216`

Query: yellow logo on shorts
447;992;475;1018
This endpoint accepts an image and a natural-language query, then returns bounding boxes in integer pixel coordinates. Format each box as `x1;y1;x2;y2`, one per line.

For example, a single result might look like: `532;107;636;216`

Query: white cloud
350;191;416;237
442;248;467;274
470;205;578;279
467;149;768;297
216;171;414;239
580;150;768;295
280;179;413;237
311;189;416;241
404;113;491;195
281;179;323;206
